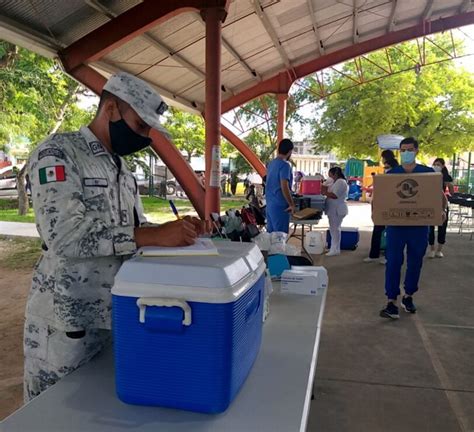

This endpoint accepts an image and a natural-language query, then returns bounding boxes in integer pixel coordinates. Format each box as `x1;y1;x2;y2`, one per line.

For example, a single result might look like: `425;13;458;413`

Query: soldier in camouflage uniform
24;72;203;401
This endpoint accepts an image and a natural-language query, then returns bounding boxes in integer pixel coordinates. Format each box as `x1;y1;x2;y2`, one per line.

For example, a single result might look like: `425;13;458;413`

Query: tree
307;34;474;158
229;90;309;173
234;91;309;147
163;107;205;161
0;41;95;214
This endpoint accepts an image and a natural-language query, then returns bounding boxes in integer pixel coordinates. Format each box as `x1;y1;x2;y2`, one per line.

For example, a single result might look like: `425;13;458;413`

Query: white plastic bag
269;231;288;254
285;243;301;256
252;232;271;251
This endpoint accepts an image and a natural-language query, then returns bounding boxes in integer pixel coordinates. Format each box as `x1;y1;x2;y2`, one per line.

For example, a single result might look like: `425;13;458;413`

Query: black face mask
109;117;152;157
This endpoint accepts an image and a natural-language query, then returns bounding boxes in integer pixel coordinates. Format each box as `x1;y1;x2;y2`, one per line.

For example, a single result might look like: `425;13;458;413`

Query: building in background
292;140;340;177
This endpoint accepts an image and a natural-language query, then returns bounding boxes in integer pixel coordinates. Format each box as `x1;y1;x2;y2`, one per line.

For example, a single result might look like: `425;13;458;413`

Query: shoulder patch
39;166;66;184
89;141;105;155
38;148;66;161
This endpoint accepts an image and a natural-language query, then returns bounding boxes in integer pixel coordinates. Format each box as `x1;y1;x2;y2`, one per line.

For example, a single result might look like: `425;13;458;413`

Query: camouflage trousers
23;317;111;403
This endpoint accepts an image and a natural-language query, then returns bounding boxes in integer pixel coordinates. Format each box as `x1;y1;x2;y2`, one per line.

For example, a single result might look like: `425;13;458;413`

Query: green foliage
164;107;206;160
0;42;94;151
0;199;35;222
231;90;309;172
118;197;246;224
307;34;474;158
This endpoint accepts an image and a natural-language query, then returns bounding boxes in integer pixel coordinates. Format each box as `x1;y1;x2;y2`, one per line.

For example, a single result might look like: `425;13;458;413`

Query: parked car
134;173;177;196
0;167;17;190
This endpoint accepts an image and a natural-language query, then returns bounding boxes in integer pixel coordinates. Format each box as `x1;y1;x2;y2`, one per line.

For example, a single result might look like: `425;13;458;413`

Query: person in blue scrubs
265;139;295;233
380;137;447;319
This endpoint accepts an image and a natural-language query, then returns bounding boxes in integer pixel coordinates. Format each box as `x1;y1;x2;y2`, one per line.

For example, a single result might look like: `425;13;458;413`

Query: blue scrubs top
265;158;293;207
388;164;434;174
265;158;293;233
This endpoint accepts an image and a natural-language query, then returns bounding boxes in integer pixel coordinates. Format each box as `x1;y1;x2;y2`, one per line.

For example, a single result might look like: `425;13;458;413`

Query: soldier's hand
183;216;211;236
134;219;197;247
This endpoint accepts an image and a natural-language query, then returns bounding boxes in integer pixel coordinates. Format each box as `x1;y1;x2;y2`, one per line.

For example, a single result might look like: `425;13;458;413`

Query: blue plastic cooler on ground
111;242;266;414
326;227;360;250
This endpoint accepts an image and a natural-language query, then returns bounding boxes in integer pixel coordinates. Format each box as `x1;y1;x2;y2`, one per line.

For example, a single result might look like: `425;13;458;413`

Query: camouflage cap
103;71;169;135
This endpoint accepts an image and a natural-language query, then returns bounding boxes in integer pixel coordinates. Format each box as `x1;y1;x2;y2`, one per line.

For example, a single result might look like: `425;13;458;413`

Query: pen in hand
169;200;181;220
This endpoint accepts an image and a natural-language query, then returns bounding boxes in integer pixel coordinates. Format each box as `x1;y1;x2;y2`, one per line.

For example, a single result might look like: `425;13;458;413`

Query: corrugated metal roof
0;0;472;112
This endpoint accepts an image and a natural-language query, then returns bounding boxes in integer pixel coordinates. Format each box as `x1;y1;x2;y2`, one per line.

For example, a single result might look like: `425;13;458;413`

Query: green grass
141;196;247;223
0;199;36;223
0;236;42;270
0;197;247;224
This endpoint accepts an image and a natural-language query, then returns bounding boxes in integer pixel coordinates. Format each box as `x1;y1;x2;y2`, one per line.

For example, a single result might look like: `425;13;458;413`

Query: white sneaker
326;250;340;257
379;257;387;265
363;257;378;263
435;251;444;258
427;250;436;259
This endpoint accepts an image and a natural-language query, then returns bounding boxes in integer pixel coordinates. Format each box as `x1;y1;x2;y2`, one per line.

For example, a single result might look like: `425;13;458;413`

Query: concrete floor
306;209;474;432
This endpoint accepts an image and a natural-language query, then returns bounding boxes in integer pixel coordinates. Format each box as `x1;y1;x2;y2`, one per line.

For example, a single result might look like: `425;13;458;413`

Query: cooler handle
136;298;192;326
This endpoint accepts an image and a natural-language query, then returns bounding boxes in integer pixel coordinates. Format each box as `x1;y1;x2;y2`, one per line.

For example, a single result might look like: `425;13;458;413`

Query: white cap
103;71;168;135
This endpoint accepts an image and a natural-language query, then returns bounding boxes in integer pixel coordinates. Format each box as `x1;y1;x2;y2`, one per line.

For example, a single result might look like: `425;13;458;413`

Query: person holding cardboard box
378;138;447;320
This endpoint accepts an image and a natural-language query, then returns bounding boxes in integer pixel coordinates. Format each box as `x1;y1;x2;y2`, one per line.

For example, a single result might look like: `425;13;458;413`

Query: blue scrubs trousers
266;203;290;233
385;226;429;300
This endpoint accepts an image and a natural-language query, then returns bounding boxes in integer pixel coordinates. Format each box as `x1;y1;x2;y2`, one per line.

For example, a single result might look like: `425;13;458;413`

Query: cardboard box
372;172;443;226
280;267;328;296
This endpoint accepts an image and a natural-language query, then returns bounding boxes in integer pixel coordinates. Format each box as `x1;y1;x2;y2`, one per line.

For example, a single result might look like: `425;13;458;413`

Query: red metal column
66;64;206;218
201;6;227;218
276;93;288;144
221;125;266;177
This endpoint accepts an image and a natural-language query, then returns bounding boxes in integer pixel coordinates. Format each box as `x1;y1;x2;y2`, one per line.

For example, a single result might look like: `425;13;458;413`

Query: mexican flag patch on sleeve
39;166;66;184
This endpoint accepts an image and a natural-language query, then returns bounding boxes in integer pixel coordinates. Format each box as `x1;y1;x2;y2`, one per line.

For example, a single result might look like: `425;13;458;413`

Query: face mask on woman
432;165;443;173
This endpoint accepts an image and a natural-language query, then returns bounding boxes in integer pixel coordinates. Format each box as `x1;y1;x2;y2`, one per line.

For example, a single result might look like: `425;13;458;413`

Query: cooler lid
112;241;265;303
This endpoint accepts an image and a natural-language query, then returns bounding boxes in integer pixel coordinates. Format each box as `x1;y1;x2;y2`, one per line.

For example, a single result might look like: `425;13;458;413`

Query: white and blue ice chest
326;227;360;250
111;241;266;414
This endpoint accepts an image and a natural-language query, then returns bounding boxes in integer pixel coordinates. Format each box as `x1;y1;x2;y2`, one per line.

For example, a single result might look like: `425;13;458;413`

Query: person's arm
324;179;344;199
445;181;454;195
134;220;198;247
280;179;295;213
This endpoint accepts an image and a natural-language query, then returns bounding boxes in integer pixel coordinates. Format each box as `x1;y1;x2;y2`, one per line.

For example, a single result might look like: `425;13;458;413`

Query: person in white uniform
322;167;349;256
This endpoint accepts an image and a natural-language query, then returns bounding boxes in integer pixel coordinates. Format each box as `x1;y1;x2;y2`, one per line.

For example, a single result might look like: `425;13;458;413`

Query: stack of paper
137;238;219;257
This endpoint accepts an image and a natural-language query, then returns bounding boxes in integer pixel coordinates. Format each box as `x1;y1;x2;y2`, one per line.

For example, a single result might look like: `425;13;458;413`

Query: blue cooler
326;227;360;250
111;242;265;414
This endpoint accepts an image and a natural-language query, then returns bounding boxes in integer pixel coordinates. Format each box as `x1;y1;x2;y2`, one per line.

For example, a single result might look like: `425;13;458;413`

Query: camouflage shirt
27;126;147;331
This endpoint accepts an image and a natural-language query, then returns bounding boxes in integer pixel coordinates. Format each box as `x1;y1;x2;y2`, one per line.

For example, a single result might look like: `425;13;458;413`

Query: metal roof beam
459;0;473;13
353;0;359;44
422;0;435;21
192;12;260;80
250;0;292;70
92;60;201;111
60;0;229;72
85;1;206;80
222;37;261;80
387;0;398;32
221;11;474;113
0;13;62;58
306;0;325;56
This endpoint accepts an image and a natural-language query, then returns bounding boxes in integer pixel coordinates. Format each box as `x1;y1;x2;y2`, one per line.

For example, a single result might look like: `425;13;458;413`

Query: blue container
326;227;359;250
111;242;265;414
